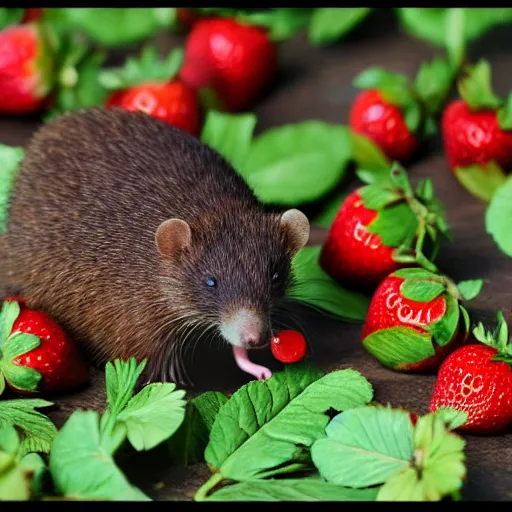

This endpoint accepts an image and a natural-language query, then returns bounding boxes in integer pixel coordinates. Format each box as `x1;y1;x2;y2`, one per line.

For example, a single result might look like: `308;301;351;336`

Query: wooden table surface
1;11;512;501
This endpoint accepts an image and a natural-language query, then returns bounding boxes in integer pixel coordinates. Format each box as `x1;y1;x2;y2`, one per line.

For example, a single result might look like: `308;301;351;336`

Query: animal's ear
155;218;192;259
279;209;310;254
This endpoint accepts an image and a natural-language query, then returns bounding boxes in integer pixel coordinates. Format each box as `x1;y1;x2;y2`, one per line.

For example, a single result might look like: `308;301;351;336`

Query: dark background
1;10;512;501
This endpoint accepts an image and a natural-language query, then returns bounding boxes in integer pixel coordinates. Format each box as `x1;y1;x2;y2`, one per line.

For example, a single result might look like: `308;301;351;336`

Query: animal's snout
220;308;271;350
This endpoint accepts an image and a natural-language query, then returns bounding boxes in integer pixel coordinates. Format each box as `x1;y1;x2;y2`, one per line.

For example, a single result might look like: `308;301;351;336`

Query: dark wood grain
1;14;512;501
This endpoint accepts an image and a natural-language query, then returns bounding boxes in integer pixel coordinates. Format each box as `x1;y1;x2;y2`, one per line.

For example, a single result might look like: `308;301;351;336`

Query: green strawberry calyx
392;268;483;347
358;163;451;273
458;59;512;131
98;45;184;92
0;300;43;396
473;311;512;365
353;56;455;139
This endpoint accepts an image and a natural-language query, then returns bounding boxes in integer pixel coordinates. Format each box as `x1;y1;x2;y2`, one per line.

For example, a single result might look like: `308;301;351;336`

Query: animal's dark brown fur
3;108;303;386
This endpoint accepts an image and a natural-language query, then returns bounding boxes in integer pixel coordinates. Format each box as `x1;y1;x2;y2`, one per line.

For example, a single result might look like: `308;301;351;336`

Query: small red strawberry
361;268;483;372
0;20;55;114
179;16;278;112
0;298;89;396
271;330;307;364
441;59;512;201
319;164;450;292
100;46;201;136
350;57;454;164
430;311;512;434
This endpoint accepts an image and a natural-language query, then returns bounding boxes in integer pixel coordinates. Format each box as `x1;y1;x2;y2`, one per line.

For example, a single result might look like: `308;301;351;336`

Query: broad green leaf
242;8;313;42
378;412;466;501
288;245;371;322
201;476;379;501
0;8;24;31
454;162;508;202
0;144;24;234
200;111;257;172
242;122;351;205
350;131;391;184
202;363;373;486
396;8;512;47
0;422;20;454
444;8;465;71
0;399;57;456
168;391;228;466
46;8;176;47
308;8;373;46
362;326;436;369
311;406;413;488
400;279;446;303
486;176;512;257
116;382;186;451
50;410;150;501
19;452;48;498
456;279;483;301
312;191;347;229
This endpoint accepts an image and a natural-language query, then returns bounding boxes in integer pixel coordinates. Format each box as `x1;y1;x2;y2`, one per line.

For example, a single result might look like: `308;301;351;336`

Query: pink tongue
232;346;272;381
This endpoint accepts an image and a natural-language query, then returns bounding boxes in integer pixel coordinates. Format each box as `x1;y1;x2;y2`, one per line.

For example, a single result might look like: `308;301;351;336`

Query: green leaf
200;363;373;492
19;452;48;498
350;132;391;183
0;8;24;31
367;202;418;248
1;363;42;393
308;8;373;46
288;246;370;322
311;406;413;488
0;300;20;349
200;111;257;172
202;476;379;501
497;93;512;131
393;268;438;280
433;408;469;430
312;191;348;229
49;410;150;501
0;144;24;235
486;175;512;257
378;412;466;501
396;8;512;47
362;326;435;369
242;122;352;205
3;332;41;360
458;60;502;111
116;382;186;451
454;162;508;202
168;391;228;466
456;279;483;301
403;102;422;134
413;57;454;115
445;8;465;72
0;399;57;456
46;8;176;47
0;422;20;454
400;279;446;303
358;183;403;210
427;295;460;347
241;8;313;42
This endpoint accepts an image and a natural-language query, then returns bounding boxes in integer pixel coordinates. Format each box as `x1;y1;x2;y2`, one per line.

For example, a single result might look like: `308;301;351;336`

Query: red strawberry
350;58;454;164
0;21;55;114
101;46;201;137
179;17;278;112
441;59;512;201
106;81;200;136
430;311;512;434
270;330;307;364
320;164;450;292
361;268;482;372
22;8;44;24
0;298;89;396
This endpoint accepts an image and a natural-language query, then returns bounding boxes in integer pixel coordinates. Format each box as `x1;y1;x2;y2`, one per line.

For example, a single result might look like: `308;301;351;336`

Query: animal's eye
205;276;217;288
272;272;280;282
